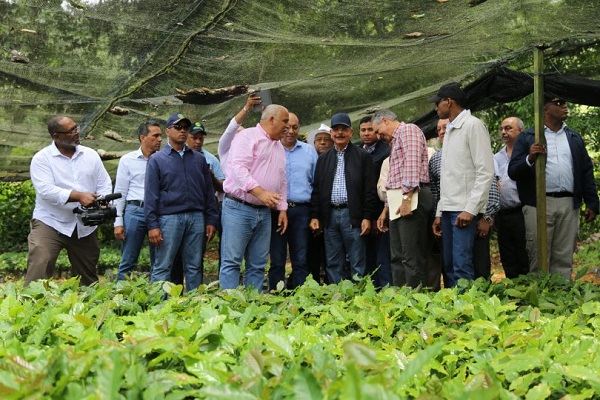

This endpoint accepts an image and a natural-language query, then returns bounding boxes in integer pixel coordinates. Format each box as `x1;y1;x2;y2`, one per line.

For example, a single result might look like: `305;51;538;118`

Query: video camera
73;193;122;226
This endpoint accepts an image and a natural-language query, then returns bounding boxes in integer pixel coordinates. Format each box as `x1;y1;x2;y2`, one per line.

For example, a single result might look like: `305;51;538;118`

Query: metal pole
534;46;548;273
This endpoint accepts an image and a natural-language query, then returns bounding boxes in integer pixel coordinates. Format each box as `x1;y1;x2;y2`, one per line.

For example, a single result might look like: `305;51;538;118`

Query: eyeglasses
169;124;190;131
55;125;79;135
435;98;449;106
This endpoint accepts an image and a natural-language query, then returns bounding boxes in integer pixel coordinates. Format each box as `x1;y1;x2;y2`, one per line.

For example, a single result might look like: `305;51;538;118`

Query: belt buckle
288;201;296;208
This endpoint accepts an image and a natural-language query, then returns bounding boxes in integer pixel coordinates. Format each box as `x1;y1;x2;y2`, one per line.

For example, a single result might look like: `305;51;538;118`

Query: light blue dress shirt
284;141;318;203
201;148;226;180
545;124;574;193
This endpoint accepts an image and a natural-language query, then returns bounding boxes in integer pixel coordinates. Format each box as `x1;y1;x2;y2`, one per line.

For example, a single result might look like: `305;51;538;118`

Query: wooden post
534;46;548;273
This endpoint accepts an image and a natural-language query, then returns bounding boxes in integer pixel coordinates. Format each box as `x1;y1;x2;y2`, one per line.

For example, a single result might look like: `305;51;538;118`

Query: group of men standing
24;82;598;291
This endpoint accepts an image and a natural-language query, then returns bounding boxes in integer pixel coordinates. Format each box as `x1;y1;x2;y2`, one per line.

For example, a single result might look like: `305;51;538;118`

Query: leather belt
546;192;573;198
126;200;144;207
498;206;523;215
225;194;267;209
287;201;309;208
330;203;348;210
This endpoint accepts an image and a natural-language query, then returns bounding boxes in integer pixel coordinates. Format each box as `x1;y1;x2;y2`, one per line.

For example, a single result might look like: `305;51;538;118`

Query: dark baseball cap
166;113;191;128
330;113;352;128
190;122;206;135
429;82;467;104
544;95;566;104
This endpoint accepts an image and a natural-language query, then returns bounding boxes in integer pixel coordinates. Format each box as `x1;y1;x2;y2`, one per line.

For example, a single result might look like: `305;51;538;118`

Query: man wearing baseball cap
310;113;378;283
144;113;219;292
508;95;598;279
429;83;495;287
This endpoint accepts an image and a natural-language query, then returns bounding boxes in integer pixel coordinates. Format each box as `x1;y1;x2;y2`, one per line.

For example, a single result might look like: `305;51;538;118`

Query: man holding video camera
25;115;113;286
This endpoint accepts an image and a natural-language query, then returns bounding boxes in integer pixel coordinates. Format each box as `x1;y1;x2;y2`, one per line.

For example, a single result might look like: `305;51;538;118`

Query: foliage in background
0;181;35;252
3;275;600;398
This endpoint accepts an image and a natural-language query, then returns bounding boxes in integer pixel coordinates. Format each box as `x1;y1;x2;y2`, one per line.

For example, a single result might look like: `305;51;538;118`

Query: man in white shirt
493;117;529;279
430;83;494;287
25;115;113;286
113;121;163;281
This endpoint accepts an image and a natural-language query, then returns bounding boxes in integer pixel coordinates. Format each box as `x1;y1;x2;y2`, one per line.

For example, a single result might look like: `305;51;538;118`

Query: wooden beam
533;46;548;273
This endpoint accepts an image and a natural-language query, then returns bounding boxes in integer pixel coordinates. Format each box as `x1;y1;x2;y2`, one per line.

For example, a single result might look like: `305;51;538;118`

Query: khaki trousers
522;198;579;280
25;219;100;286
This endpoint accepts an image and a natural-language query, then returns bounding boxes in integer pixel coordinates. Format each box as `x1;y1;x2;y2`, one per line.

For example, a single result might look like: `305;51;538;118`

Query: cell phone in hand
252;89;272;113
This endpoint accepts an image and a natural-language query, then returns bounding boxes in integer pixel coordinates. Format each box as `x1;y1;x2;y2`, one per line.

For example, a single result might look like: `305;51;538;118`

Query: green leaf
293;368;323;400
222;322;244;346
396;341;445;387
96;350;126;399
343;341;377;368
264;333;294;359
525;382;551;400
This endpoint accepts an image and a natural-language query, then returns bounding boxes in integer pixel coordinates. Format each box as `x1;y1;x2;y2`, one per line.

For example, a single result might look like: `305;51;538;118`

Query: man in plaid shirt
372;109;434;288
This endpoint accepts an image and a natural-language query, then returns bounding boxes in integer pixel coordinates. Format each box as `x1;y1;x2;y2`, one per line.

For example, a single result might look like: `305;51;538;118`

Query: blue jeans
117;203;155;281
150;211;205;291
269;204;310;290
220;197;271;291
441;211;477;287
324;208;366;283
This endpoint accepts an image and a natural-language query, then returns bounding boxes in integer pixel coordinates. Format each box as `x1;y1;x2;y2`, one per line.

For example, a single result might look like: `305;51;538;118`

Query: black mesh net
1;0;599;179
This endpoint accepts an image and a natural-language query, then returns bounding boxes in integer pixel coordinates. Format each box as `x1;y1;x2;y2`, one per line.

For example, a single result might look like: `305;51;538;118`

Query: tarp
414;67;600;138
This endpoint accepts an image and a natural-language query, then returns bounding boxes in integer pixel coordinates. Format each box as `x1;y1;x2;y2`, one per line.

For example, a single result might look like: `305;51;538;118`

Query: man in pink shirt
220;104;290;291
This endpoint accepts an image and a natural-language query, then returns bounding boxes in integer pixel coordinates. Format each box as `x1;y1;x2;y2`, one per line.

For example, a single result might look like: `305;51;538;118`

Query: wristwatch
402;195;412;201
482;214;493;224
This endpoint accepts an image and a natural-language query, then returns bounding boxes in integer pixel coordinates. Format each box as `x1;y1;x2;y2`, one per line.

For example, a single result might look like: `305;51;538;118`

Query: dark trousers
25;219;99;286
365;231;392;288
268;205;311;290
473;232;491;280
389;186;434;288
496;207;529;278
307;233;327;284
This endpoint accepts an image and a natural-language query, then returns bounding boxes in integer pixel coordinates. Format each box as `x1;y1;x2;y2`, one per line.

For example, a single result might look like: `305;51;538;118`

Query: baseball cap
330;113;351;128
316;123;330;133
429;82;467;104
166;113;191;128
544;95;566;104
190;122;206;135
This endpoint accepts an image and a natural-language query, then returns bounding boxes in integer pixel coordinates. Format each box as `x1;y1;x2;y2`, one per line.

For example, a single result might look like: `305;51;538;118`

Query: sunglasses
169;124;190;131
548;100;566;107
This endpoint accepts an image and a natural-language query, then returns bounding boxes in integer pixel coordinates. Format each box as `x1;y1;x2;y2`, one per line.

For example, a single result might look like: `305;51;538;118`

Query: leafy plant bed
2;274;600;398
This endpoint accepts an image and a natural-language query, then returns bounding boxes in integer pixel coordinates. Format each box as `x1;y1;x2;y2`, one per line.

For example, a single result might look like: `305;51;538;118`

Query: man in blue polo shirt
144;113;219;291
268;112;318;290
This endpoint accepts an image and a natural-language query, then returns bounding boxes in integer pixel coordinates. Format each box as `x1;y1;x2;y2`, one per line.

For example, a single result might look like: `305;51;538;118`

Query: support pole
534;46;548;273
